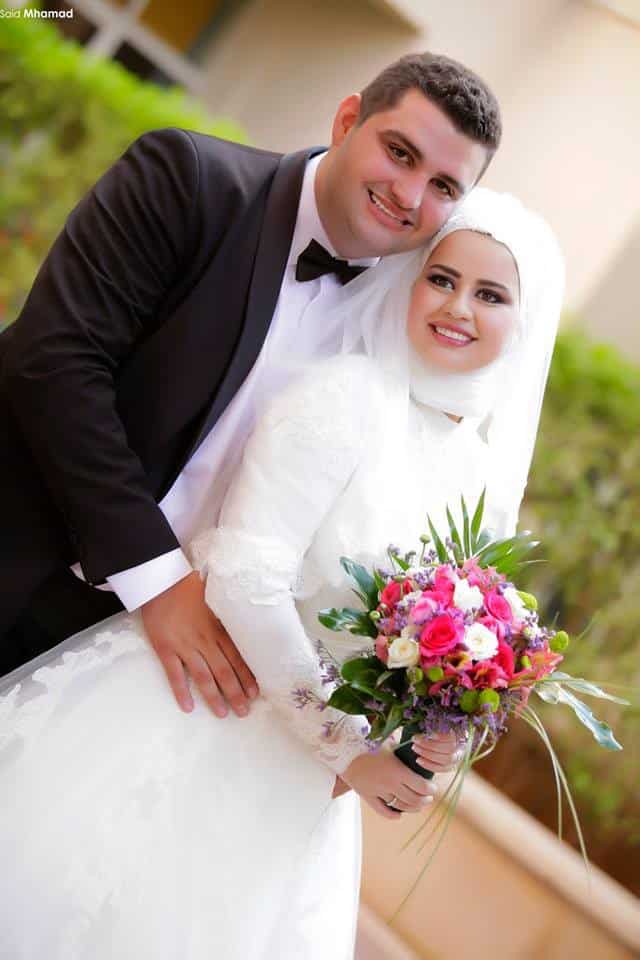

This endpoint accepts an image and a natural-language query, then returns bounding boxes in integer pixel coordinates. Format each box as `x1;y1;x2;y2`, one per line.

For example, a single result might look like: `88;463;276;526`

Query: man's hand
331;776;352;799
141;572;259;716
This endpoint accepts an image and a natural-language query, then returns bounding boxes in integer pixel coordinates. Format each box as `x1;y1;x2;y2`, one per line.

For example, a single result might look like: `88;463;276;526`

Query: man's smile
367;189;414;229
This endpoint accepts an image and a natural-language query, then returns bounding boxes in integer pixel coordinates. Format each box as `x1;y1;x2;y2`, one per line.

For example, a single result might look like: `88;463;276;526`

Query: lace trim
0;619;145;749
203;528;301;606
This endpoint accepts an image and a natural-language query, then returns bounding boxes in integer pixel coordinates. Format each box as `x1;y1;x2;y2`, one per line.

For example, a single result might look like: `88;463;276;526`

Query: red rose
484;589;513;623
492;641;515;679
419;613;463;658
380;579;412;608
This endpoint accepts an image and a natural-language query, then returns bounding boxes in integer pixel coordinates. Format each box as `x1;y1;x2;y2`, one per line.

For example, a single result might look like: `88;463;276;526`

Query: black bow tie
295;239;368;286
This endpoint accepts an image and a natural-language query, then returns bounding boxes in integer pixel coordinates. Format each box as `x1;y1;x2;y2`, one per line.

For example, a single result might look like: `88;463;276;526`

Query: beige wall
200;0;640;353
359;773;640;959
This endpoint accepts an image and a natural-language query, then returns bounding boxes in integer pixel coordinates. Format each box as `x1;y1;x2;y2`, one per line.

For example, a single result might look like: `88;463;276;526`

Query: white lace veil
301;187;565;538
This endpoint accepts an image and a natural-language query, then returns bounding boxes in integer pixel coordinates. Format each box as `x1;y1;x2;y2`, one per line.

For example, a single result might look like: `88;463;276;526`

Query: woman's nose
445;290;474;322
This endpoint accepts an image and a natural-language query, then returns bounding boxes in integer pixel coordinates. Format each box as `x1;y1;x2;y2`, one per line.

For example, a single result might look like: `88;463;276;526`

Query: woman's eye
477;289;503;304
428;273;454;289
388;143;411;165
432;179;454;198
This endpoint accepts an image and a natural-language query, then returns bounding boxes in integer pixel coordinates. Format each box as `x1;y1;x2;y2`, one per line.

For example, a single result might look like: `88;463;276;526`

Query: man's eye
432;179;454;198
428;273;454;289
389;144;411;164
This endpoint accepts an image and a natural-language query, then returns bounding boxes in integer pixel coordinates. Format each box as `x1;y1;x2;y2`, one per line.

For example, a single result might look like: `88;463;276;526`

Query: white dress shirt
72;152;377;611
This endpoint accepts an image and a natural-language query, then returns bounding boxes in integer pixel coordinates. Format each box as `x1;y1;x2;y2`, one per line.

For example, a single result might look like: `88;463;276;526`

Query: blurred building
34;0;640;356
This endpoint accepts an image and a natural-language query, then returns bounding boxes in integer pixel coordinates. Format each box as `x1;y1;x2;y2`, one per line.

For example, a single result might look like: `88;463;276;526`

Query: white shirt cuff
106;549;193;611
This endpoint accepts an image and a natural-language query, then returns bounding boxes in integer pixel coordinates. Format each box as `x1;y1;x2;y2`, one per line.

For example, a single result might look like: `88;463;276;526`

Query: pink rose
375;635;389;664
484;589;514;623
410;590;450;624
419;613;463;658
433;566;456;601
462;559;503;591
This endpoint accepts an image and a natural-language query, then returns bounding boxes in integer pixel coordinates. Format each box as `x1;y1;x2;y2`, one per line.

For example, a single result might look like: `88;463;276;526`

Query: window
22;0;246;94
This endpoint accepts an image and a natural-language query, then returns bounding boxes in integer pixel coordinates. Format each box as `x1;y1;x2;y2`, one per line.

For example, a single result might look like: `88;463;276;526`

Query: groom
0;53;501;719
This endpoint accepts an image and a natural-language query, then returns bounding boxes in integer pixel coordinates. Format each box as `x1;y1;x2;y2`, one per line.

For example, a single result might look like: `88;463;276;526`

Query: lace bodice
203;355;494;775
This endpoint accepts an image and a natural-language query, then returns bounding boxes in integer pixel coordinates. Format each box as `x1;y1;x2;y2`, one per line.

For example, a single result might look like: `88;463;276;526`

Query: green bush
482;327;640;891
0;10;246;327
525;328;639;820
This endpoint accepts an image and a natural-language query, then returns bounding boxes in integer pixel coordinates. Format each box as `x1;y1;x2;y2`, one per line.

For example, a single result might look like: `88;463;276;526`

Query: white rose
403;590;423;604
453;578;484;613
387;636;420;669
503;586;528;620
463;622;499;660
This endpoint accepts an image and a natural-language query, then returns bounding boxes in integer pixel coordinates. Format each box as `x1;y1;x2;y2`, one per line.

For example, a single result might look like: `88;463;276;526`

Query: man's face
319;89;490;259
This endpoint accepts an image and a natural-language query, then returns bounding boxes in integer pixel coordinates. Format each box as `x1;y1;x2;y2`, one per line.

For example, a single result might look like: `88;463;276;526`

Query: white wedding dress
0;355;498;960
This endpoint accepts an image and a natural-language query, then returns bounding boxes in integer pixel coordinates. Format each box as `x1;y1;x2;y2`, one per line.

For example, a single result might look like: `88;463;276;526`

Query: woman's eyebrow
477;279;511;292
428;263;460;277
429;263;512;294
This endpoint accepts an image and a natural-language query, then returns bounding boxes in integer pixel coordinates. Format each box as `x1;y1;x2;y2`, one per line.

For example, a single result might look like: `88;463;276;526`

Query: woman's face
407;229;520;373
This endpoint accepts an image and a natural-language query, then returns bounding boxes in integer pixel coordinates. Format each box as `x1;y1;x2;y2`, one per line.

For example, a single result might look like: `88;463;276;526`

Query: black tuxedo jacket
0;128;320;635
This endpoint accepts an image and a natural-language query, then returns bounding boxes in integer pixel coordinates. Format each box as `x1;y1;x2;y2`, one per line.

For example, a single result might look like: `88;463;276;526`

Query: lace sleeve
204;357;374;774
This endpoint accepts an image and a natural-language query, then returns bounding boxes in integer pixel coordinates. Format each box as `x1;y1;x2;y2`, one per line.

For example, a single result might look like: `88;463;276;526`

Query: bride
0;188;563;959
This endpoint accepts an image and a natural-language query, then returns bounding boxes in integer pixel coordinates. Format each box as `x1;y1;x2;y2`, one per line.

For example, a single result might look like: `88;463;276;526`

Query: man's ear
330;93;362;146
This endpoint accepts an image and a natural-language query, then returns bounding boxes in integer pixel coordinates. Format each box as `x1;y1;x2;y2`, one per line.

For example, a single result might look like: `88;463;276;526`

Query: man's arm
3;128;196;582
4;128;258;715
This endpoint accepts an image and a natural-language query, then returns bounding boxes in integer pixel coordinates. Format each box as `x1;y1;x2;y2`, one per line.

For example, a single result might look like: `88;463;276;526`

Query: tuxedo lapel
184;146;319;461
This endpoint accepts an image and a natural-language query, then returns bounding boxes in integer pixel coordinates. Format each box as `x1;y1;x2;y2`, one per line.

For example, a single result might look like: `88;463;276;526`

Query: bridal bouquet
318;492;627;879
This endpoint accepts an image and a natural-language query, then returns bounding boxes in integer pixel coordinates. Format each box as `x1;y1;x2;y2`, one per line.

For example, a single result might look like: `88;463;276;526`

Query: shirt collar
288;152;379;269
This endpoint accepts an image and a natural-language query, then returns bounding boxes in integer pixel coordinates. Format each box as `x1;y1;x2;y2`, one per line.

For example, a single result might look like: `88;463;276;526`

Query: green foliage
518;327;640;848
0;10;246;327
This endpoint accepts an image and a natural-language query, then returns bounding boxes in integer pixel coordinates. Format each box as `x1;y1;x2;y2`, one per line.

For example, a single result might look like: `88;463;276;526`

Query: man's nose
390;171;428;213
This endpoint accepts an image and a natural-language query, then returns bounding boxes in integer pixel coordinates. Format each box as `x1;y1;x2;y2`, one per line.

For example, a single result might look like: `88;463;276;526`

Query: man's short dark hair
359;52;502;156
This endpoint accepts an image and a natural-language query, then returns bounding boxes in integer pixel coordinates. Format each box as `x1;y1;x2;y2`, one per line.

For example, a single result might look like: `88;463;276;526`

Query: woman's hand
341;750;437;820
410;730;465;773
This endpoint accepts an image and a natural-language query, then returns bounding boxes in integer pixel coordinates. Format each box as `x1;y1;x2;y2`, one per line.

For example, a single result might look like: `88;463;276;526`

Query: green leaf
536;684;624;750
380;703;406;740
475;531;540;575
427;515;449;563
373;569;387;593
376;669;395;687
470;488;486;547
474;529;492;552
317;607;377;638
369;715;387;739
548;673;630;706
461;494;471;557
351;680;397;704
446;506;463;556
451;542;464;567
340;557;379;609
327;685;368;715
340;656;385;683
388;551;411;572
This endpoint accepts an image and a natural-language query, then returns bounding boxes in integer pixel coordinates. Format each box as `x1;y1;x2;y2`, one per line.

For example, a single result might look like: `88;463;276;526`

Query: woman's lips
429;324;476;347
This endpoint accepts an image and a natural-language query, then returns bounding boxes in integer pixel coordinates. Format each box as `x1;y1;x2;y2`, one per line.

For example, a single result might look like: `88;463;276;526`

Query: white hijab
301;187;565;538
